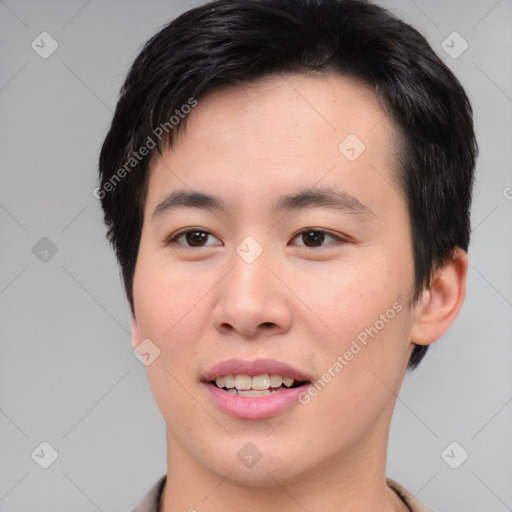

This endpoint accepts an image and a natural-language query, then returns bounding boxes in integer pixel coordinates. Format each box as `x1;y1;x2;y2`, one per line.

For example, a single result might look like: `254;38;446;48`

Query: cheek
133;256;210;425
132;253;215;392
134;249;205;337
296;252;415;414
298;290;412;451
299;251;412;346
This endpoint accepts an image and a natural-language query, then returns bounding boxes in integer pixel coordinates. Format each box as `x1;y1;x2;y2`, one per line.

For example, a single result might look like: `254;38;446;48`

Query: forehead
146;72;403;215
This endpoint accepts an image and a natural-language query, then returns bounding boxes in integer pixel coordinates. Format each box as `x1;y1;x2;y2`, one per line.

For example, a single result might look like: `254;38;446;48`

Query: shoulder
130;475;167;512
386;478;439;512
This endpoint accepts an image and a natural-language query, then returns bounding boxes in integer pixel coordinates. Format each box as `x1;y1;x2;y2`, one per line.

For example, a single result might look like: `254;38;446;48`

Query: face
131;73;420;486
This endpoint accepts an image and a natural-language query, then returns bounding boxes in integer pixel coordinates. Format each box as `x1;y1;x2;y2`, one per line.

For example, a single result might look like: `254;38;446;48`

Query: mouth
202;358;312;419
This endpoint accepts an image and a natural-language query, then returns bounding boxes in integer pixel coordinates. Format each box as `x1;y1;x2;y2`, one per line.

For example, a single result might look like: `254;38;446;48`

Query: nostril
216;319;283;338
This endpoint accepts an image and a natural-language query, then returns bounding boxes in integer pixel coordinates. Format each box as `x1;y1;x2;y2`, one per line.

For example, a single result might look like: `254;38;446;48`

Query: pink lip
203;382;310;420
202;358;312;420
202;358;312;382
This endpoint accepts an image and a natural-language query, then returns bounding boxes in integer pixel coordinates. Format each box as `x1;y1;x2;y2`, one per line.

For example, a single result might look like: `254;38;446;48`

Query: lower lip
203;382;309;420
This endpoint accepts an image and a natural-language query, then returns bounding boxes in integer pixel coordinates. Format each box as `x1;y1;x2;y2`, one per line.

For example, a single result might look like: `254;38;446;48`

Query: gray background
0;0;511;510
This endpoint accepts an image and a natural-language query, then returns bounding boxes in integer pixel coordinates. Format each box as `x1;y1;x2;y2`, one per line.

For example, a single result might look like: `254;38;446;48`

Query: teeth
237;389;272;397
282;376;294;387
234;375;252;390
269;374;283;387
213;373;296;390
221;386;290;397
224;375;235;388
251;374;270;390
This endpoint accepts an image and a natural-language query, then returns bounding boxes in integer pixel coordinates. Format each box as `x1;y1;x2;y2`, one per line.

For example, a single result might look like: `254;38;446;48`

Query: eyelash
166;228;348;248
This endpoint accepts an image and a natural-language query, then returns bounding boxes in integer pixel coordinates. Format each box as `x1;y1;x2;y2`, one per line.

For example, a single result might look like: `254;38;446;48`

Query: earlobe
410;248;468;346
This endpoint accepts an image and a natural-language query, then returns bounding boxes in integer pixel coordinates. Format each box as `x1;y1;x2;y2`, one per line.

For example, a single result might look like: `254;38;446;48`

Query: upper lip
203;358;312;383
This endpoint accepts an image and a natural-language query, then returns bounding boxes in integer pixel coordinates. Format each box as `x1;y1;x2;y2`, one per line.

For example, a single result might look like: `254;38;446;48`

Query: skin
130;72;468;511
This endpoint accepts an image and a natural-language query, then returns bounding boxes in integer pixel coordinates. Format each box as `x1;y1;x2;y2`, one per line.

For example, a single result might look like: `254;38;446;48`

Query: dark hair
98;0;477;369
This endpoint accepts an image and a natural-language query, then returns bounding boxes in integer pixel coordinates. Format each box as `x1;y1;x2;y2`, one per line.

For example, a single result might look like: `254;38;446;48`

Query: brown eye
291;229;345;248
302;230;325;247
185;231;208;246
168;229;221;247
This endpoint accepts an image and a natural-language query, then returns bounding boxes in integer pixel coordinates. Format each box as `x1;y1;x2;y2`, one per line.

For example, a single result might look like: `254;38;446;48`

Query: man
97;1;477;510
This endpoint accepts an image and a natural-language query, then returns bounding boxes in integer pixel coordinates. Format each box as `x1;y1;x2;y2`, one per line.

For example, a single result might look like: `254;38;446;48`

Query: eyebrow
273;187;375;218
152;187;374;221
152;190;225;220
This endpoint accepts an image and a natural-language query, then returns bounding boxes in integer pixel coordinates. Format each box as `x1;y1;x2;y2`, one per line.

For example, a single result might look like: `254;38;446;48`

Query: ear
131;313;141;350
410;248;468;345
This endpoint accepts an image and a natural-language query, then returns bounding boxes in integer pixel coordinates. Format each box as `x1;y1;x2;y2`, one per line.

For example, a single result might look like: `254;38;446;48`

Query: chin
197;439;313;488
213;460;304;488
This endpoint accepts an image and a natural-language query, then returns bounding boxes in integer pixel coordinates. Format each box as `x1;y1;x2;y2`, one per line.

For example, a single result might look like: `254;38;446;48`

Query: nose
212;248;293;339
